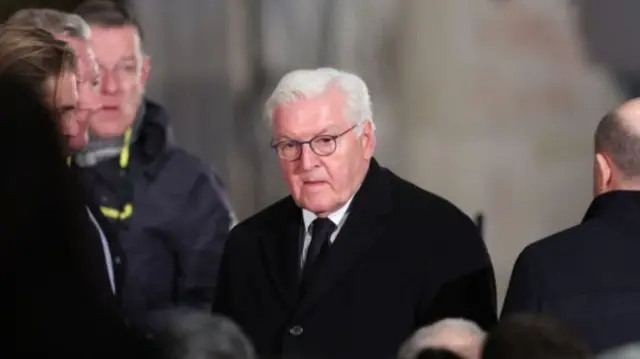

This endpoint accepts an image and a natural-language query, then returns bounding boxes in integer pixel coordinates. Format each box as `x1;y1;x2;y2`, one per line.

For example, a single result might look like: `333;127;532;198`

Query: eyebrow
274;127;336;142
119;56;137;63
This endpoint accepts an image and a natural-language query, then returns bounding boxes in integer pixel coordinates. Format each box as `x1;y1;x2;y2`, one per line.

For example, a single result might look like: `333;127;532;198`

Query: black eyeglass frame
270;124;358;161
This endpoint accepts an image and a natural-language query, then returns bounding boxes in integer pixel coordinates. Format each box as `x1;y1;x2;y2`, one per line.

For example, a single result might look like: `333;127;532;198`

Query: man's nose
299;144;319;171
101;70;119;95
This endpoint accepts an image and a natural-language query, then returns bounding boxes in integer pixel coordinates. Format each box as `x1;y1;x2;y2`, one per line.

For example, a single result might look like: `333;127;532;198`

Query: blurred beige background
132;0;624;308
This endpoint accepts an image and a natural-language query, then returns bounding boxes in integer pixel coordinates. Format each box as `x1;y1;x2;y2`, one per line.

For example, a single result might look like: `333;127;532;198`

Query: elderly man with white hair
398;319;487;359
213;68;497;359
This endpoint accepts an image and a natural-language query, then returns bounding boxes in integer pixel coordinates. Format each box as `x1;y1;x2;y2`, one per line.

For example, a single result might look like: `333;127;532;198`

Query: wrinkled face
58;36;101;150
89;25;149;138
271;89;375;216
46;71;80;150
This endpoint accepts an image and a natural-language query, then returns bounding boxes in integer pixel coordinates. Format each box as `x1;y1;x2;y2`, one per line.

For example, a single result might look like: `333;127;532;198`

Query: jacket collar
583;190;640;223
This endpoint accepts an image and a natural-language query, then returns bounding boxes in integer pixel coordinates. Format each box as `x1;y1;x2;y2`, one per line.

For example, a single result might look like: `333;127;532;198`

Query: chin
91;114;129;138
93;125;125;138
298;196;336;215
67;136;88;152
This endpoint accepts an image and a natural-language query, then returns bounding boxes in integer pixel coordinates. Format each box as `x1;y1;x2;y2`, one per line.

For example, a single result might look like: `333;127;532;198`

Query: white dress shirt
86;207;116;294
300;195;355;268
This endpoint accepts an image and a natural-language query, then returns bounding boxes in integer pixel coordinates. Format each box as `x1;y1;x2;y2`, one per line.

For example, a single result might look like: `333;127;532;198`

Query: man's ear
140;55;151;85
594;152;613;194
360;120;375;159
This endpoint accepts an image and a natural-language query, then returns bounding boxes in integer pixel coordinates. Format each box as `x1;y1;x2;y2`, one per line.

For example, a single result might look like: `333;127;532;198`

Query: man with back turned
503;98;640;353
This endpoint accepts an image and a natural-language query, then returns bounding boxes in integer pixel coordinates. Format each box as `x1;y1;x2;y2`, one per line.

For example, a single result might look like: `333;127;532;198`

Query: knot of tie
307;218;336;266
311;217;336;244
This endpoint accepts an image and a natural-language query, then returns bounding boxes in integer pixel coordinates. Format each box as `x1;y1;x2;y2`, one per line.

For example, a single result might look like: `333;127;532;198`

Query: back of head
146;308;256;359
483;313;592;359
593;99;640;192
6;8;90;39
398;319;486;359
0;72;68;237
0;24;77;101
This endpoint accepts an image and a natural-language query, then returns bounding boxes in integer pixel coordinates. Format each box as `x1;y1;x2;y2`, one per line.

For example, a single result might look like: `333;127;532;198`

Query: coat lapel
296;159;392;318
259;197;304;309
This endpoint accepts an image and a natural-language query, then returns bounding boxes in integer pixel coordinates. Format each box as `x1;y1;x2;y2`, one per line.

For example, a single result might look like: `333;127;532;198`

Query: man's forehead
89;25;142;60
274;92;345;122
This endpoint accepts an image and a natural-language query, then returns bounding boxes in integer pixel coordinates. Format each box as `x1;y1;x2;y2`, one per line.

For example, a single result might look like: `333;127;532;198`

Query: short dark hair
594;110;640;178
482;313;592;359
74;0;144;43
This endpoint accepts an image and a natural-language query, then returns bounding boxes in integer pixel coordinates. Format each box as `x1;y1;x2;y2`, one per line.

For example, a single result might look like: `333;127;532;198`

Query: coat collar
583;190;640;223
259;158;392;315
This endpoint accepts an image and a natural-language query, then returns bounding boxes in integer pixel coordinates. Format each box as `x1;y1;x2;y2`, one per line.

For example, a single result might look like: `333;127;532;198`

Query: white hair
7;9;92;40
264;67;376;134
398;319;487;359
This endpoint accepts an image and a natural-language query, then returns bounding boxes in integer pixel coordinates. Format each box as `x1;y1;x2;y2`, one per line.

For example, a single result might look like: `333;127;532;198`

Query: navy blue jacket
75;100;232;323
502;191;640;353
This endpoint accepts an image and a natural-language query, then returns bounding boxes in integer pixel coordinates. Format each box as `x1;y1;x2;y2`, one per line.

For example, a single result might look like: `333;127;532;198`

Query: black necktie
300;218;336;295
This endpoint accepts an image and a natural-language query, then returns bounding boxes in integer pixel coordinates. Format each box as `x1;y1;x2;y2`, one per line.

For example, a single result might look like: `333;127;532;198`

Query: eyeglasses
271;125;357;162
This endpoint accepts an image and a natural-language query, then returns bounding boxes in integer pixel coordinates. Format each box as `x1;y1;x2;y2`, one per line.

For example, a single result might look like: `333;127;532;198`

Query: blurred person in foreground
0;25;143;358
503;98;640;353
73;0;234;323
598;343;640;359
483;313;592;359
213;68;497;359
7;6;126;321
398;319;486;359
7;8;101;152
146;308;256;359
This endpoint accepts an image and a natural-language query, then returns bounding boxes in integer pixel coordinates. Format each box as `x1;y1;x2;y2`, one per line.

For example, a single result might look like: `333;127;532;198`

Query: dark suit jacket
213;159;497;359
502;190;640;353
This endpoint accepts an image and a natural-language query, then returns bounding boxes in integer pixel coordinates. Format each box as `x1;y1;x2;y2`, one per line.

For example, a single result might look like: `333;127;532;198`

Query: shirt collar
302;194;355;232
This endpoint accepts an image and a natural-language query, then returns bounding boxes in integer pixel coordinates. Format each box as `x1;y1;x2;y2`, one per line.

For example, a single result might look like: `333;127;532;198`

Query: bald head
595;98;640;179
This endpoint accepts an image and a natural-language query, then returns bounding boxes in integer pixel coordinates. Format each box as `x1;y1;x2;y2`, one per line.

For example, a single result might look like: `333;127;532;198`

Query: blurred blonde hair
6;8;90;39
0;24;77;100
